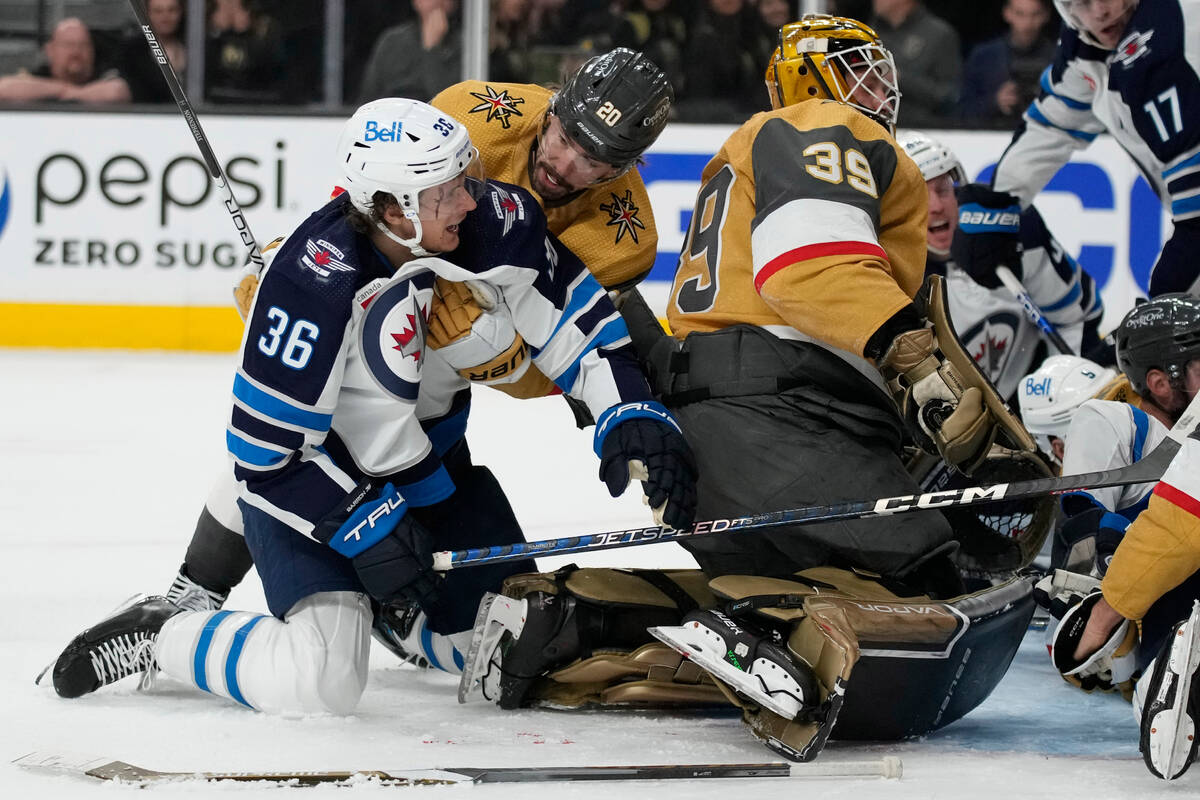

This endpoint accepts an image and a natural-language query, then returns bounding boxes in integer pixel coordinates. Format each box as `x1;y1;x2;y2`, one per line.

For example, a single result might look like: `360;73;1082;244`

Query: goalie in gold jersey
460;16;1041;764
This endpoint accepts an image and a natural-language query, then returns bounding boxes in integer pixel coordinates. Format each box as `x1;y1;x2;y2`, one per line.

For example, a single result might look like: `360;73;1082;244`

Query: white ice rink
0;348;1187;798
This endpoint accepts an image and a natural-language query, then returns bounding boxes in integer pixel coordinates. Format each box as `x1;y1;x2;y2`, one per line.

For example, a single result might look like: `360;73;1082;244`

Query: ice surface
0;349;1182;798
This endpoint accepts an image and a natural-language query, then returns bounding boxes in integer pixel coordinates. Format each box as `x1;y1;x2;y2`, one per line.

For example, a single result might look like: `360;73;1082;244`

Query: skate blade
456;593;527;704
1147;600;1200;780
648;623;801;719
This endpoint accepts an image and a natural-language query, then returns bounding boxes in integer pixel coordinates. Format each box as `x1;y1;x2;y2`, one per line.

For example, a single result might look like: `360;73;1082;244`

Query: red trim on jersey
754;241;890;294
1154;481;1200;519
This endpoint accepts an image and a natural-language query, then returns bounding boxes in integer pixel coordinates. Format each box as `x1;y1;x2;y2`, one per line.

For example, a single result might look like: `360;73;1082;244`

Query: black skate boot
371;600;431;669
459;591;594;708
52;595;182;699
650;608;820;720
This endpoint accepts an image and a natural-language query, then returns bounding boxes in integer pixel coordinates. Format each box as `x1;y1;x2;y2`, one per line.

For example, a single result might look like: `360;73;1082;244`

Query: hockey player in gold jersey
461;16;1039;764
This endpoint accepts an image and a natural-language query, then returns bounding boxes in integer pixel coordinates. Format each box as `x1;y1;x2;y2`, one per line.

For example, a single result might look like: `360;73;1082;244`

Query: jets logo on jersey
360;279;434;401
490;185;526;236
301;239;353;277
1114;30;1153;67
600;189;645;245
961;312;1019;384
468;85;525;129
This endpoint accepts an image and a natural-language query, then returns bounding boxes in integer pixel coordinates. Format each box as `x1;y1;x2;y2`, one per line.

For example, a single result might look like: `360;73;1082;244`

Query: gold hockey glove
427;278;532;388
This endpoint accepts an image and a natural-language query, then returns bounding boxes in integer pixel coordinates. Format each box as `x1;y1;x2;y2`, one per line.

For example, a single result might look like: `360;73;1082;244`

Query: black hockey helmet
1114;293;1200;395
548;48;673;171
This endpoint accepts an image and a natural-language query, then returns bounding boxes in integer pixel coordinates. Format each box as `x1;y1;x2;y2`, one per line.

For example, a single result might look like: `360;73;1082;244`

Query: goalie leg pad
1139;601;1200;780
456;567;716;707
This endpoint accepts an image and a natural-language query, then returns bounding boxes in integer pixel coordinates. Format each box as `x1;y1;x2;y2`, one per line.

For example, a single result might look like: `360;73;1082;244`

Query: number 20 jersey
666;99;928;370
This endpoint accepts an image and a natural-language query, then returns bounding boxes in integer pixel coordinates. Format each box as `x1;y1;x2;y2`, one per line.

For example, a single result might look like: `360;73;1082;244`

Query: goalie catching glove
595;401;698;531
1045;583;1138;696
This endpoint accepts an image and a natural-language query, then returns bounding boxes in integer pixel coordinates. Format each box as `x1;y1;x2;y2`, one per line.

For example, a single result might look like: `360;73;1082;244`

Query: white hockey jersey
1061;398;1167;518
993;0;1200;226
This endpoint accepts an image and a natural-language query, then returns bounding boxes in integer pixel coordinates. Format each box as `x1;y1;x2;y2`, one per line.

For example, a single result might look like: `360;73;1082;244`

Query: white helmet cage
337;98;485;255
1052;0;1140;50
1017;354;1117;436
897;130;967;184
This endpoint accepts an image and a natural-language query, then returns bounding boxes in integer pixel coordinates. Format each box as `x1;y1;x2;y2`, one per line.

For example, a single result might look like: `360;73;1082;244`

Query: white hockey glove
427;278;531;386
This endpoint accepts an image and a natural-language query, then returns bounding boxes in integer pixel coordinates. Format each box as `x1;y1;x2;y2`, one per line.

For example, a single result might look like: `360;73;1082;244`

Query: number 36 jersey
666;99;927;373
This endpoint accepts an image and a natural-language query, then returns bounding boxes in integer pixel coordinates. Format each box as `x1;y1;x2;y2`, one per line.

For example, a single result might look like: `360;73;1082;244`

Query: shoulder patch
467;84;527;129
599;189;647;245
359;279;434;401
488;182;528;235
301;238;354;277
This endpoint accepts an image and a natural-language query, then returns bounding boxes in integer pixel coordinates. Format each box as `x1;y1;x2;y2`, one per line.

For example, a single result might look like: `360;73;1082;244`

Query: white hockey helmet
1052;0;1140;50
896;130;967;184
336;98;485;255
1018;355;1117;436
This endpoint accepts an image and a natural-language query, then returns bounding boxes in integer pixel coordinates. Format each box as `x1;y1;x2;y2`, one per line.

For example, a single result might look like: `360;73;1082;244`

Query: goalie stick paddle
13;752;902;785
127;0;264;278
433;390;1200;571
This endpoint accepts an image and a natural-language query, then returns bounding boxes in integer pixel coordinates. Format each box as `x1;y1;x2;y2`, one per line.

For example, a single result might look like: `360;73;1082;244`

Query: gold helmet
765;15;901;130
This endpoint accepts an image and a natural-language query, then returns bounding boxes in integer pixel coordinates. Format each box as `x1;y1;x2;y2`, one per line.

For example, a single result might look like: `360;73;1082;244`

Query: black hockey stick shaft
997;266;1074;355
435;390;1200;570
128;0;263;274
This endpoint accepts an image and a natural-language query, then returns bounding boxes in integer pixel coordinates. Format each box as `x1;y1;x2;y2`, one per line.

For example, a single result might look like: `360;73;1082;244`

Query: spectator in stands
869;0;961;126
205;0;288;104
750;0;793;71
357;0;461;103
0;17;130;104
960;0;1055;126
490;0;537;84
679;0;763;122
611;0;690;98
118;0;186;103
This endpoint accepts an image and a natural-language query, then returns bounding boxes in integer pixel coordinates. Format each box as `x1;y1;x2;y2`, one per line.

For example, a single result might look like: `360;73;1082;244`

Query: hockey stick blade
13;752;902;784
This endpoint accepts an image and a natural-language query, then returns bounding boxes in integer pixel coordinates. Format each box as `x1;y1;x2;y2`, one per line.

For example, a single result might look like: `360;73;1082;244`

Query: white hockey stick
13;751;903;784
996;266;1075;355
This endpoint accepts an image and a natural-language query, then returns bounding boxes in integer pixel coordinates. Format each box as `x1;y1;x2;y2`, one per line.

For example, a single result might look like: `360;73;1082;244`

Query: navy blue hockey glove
314;480;439;608
950;184;1022;290
595;401;698;531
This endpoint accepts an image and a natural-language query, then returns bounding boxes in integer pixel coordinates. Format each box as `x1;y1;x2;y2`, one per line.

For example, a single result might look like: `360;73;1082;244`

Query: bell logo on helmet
1024;377;1052;397
363;120;404;143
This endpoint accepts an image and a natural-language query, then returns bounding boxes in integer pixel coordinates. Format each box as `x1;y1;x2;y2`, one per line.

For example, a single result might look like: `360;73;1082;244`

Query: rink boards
0;109;1165;350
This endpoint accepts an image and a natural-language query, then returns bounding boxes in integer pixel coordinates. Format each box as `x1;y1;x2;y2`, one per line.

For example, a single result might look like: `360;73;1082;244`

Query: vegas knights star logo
468;85;525;129
390;294;430;366
600;189;645;245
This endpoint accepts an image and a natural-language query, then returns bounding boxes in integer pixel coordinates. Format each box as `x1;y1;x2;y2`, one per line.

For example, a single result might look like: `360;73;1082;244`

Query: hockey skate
459;591;590;707
51;595;181;699
165;569;229;612
1139;600;1200;780
372;601;432;669
649;608;819;720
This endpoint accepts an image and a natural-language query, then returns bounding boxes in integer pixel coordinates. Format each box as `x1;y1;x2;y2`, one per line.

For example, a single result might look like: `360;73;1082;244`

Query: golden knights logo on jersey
599;189;645;245
467;85;526;128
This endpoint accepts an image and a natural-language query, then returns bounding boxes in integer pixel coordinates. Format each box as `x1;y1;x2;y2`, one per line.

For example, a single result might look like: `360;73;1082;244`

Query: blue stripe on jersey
1039;67;1091;110
424;405;469;458
233;374;333;432
193;611;233;693
224;615;266;708
1120;491;1152;521
556;318;630;392
420;622;443;672
549;278;604;342
226;430;290;467
1170;193;1200;217
1040;281;1082;312
398;464;455;507
1130;406;1150;463
1026;103;1099;142
1164;150;1200;179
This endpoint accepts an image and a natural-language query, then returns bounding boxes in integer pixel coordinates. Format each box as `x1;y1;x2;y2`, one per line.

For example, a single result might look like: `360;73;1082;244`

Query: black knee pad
182;506;253;594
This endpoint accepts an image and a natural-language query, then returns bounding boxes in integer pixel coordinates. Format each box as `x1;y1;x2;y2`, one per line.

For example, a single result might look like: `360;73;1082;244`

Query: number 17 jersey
666;99;927;364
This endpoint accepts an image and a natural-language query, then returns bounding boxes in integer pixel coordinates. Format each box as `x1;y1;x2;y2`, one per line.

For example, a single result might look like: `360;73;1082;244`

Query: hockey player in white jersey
963;0;1200;296
47;99;697;714
1017;354;1117;464
898;130;1104;404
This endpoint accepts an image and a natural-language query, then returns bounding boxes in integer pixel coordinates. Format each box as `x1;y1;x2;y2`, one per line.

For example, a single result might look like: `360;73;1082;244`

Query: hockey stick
14;752;903;784
433;390;1200;571
127;0;264;280
996;266;1075;355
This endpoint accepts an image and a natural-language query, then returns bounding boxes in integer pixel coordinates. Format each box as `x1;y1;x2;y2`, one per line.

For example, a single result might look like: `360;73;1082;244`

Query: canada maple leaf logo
390;298;429;365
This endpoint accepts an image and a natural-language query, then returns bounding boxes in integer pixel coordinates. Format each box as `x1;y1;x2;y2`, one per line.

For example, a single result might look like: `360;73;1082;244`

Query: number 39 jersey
666;99;927;372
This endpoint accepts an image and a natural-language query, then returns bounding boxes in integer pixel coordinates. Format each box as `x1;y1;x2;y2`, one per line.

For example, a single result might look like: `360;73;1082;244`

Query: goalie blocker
458;565;1033;761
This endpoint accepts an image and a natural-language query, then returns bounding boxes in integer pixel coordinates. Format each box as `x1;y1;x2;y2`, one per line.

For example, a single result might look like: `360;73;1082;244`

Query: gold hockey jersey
431;81;659;291
666;99;927;359
1103;433;1200;620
